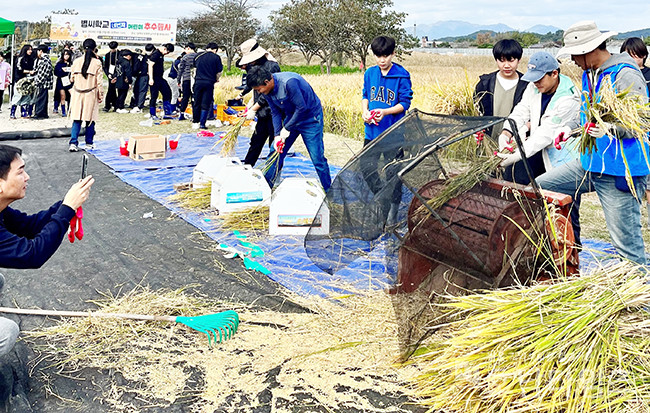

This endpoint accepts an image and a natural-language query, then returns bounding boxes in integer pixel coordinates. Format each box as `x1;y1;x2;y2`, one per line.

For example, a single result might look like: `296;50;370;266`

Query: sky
2;0;650;34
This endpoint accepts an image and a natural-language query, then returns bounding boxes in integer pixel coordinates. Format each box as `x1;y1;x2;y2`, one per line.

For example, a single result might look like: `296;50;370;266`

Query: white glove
245;110;256;120
586;122;614;138
496;151;522;168
279;128;290;140
498;132;514;152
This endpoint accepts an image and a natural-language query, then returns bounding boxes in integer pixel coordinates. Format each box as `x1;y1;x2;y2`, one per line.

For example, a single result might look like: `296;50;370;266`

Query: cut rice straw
167;185;212;211
408;261;650;413
220;204;269;232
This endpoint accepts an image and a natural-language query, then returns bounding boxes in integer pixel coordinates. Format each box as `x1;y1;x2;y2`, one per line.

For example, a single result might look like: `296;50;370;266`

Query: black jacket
103;50;119;79
474;70;528;117
193;51;223;84
115;57;132;89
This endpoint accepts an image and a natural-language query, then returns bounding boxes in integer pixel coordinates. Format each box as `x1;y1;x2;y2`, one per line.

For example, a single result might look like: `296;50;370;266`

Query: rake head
176;310;239;346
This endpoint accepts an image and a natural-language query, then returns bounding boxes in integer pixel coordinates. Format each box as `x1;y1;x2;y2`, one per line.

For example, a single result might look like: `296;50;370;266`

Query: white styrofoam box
191;155;241;186
211;164;271;213
269;178;329;236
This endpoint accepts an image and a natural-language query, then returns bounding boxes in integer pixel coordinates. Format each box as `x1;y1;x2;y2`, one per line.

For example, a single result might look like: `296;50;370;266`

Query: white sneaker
69;144;79;152
85;144;96;150
206;119;223;127
116;109;129;114
130;107;142;114
192;123;200;130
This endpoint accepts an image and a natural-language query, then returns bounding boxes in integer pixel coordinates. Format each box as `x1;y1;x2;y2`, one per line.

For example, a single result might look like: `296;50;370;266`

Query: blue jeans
264;116;332;192
69;121;96;145
536;159;647;264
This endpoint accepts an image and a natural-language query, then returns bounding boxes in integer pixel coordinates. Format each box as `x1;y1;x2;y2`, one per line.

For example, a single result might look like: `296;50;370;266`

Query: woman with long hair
9;45;35;119
54;49;73;116
68;38;103;152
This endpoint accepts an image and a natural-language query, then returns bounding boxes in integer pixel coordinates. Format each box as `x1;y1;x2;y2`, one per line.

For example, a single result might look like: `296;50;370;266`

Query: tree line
178;0;418;73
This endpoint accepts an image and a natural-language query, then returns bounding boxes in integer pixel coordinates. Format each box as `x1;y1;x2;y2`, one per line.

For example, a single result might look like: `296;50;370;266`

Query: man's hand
498;132;514;152
148;79;154;86
273;136;285;154
362;110;373;123
586;121;614;138
245;110;256;120
63;176;95;210
372;109;384;123
554;126;572;149
495;151;521;168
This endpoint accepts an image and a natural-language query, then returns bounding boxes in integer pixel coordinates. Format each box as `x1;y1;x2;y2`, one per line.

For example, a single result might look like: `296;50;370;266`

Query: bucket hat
238;38;276;66
557;21;617;57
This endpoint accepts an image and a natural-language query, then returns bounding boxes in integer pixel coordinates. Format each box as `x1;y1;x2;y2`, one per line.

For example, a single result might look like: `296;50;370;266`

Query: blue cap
521;51;560;82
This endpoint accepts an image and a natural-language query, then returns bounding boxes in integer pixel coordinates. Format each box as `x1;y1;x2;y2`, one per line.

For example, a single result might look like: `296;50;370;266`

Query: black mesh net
305;110;566;293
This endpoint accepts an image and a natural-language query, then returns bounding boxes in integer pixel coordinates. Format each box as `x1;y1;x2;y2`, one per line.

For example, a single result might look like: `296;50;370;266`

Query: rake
0;306;239;346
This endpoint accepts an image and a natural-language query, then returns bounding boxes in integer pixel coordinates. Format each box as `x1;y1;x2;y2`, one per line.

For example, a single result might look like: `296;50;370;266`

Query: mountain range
414;20;562;40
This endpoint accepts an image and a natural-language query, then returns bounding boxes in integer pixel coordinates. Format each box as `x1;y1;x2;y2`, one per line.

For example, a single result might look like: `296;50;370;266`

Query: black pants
192;81;214;123
116;88;129;109
0;90;4;110
105;81;117;110
149;77;171;109
178;80;192;113
243;115;274;166
502;151;546;185
130;76;149;109
33;87;49;118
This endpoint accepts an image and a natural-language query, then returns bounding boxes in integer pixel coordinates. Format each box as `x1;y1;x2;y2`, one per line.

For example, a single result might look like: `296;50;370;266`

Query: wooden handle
0;306;177;323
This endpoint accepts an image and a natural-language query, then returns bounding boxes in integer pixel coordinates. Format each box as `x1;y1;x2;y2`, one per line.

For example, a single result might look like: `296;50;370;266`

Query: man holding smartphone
0;145;94;357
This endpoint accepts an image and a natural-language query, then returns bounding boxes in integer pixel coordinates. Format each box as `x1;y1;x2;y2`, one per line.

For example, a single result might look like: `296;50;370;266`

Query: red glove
474;130;485;145
68;207;84;243
585;122;596;136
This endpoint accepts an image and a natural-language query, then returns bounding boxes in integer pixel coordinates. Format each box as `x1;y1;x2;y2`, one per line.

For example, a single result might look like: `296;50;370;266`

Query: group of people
475;21;650;265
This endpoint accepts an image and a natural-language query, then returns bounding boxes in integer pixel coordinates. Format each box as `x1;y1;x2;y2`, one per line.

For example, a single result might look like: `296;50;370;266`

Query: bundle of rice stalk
409;261;650;413
582;76;650;198
214;117;246;157
581;76;650;155
220;204;269;232
167;184;212;210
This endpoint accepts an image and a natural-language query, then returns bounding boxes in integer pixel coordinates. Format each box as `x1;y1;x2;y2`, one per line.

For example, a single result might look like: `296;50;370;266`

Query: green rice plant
408;261;650;413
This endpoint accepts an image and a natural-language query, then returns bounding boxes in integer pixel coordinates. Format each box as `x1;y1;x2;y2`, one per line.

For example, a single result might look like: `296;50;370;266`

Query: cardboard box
127;135;166;161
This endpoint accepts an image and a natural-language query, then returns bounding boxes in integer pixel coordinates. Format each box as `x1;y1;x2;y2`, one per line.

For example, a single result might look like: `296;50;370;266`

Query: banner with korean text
50;15;176;44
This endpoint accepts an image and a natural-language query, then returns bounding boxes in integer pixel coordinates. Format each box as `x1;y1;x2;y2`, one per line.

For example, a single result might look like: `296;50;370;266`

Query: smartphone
81;154;88;179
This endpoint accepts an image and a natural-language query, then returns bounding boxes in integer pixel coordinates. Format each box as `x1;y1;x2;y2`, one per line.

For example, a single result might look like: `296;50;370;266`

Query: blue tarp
91;134;626;297
91;134;393;297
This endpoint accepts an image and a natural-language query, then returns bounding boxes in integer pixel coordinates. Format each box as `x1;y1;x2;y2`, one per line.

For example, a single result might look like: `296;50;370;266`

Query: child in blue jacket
360;36;413;226
362;36;413;144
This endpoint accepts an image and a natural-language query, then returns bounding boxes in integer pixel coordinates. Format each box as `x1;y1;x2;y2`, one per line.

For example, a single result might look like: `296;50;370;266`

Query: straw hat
557;21;617;57
238;38;276;66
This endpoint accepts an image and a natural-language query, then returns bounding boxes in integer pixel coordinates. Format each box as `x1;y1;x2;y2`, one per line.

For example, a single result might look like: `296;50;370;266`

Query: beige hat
238;38;276;66
557;20;617;57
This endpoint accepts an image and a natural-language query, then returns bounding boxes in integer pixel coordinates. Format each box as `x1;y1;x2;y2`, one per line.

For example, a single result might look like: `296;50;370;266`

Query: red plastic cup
169;139;178;150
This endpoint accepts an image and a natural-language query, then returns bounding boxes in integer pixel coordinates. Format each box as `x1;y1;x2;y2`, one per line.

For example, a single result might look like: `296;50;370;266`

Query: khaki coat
69;57;104;122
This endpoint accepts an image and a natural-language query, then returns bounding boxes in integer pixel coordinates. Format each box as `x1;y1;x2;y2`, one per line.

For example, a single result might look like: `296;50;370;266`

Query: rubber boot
61;104;66;117
9;105;16;119
199;110;209;129
20;105;27;118
162;101;173;118
149;106;158;120
27;105;33;117
53;100;59;113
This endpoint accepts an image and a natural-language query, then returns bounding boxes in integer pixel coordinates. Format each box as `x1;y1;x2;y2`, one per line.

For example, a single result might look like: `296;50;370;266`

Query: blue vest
580;63;650;176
